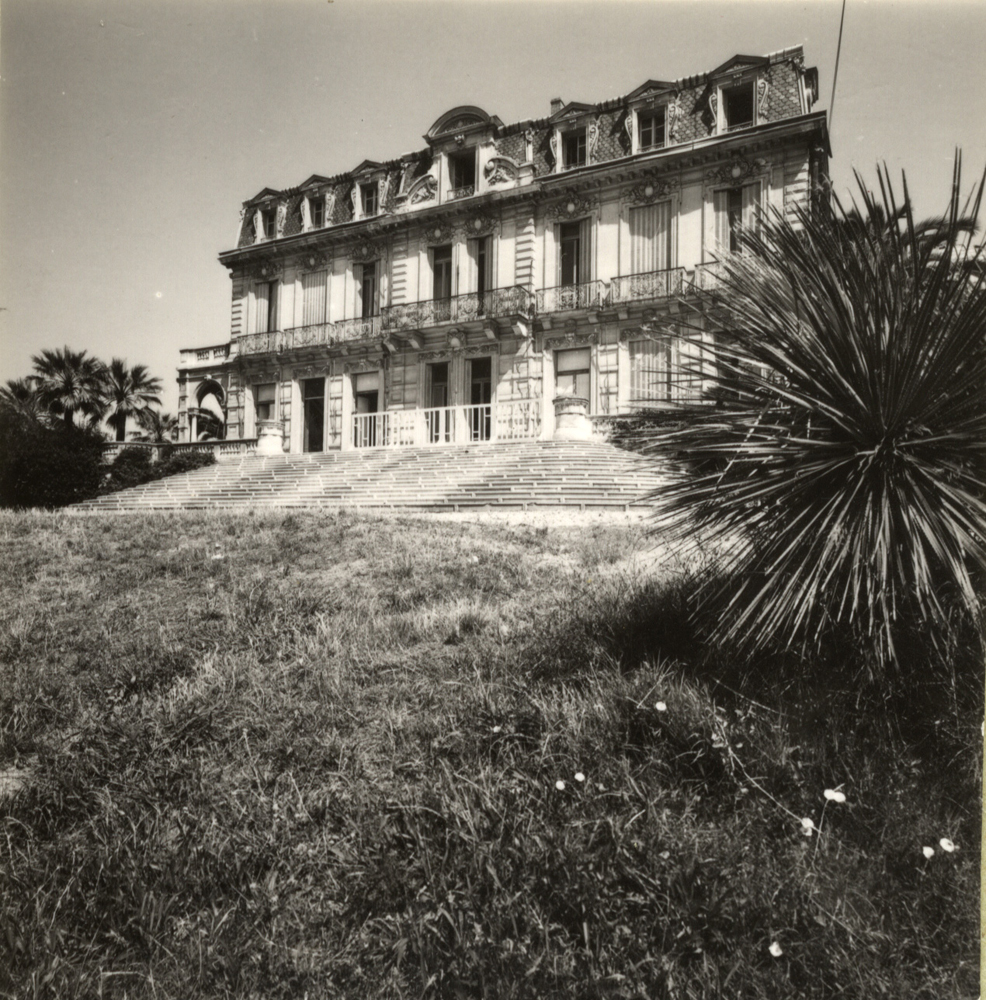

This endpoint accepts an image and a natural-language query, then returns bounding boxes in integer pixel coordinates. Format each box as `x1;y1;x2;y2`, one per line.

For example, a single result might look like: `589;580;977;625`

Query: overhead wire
828;0;847;133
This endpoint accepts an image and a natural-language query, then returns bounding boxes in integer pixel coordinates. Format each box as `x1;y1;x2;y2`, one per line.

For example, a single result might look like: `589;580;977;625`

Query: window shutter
253;282;269;334
714;190;731;252
253;210;264;244
302;270;328;326
579;219;592;283
742;181;762;232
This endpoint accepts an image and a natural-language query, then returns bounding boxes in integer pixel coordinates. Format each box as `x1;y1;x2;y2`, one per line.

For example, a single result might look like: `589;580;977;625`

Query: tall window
714;182;761;252
555;347;590;400
448;150;476;196
426;362;451;443
560;221;589;286
254;383;276;423
301;270;328;326
562;130;587;170
629;203;671;274
361;183;378;217
432;245;453;300
261;207;277;239
469;236;492;311
629;338;673;405
358;261;379;318
723;82;755;131
302;378;325;452
309;196;324;229
252;280;280;334
639;108;666;150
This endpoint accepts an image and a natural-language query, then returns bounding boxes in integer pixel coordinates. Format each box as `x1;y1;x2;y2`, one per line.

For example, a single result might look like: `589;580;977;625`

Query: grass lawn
0;509;979;999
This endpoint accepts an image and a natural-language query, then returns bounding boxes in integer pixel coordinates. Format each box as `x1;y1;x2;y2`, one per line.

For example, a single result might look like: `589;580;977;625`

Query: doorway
302;378;325;452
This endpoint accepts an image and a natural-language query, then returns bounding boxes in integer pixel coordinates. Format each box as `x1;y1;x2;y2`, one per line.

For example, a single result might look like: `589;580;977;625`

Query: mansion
177;47;829;452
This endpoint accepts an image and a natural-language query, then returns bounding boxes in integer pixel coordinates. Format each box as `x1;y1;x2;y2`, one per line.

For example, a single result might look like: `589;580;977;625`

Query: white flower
922;846;935;859
800;817;815;836
574;772;585;782
654;701;667;712
769;941;784;957
555;780;566;791
823;789;846;803
492;725;502;733
939;837;956;853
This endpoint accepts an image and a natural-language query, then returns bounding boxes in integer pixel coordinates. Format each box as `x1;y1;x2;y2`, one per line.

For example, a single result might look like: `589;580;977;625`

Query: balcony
447;184;475;202
537;280;607;316
382;286;533;334
235;316;383;357
179;344;230;368
609;268;685;310
352;400;540;449
691;261;726;293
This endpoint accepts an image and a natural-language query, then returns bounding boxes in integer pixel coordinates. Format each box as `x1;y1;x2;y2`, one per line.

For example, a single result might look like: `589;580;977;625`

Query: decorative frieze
545;191;596;220
704;157;770;186
484;157;517;186
544;329;598;350
343;359;382;375
350;239;381;263
425;221;456;245
624;176;680;205
248;257;283;281
461;209;499;237
293;363;332;379
408;175;438;205
297;249;329;273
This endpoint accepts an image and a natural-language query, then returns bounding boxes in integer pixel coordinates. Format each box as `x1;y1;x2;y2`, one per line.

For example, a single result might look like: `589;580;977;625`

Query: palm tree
102;358;163;442
31;347;107;430
0;377;45;424
132;408;178;443
646;159;986;675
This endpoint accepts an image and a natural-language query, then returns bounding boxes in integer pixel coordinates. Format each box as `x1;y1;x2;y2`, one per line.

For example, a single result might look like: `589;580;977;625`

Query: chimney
550;97;563;115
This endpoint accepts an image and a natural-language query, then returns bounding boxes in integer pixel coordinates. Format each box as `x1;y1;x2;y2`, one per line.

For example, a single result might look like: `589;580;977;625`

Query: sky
2;0;985;414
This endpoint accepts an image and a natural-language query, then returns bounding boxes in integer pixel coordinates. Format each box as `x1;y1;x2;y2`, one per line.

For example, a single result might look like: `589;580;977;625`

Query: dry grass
0;509;979;999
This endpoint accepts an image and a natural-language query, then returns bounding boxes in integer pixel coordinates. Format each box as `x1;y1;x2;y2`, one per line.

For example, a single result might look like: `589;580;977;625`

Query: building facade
178;47;829;452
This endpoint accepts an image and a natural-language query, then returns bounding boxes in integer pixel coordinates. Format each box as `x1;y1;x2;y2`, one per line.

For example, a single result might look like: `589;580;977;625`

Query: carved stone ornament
377;176;390;210
294;364;331;379
408;174;438;205
350;184;360;218
708;90;718;130
464;344;498;358
461;209;498;237
454;133;466;146
546;191;595;220
549;131;559;166
624;112;634;148
425;221;455;245
275;203;287;238
625;176;680;205
756;72;770;119
587;117;600;161
523;128;536;161
350;239;380;263
484;157;517;186
297;249;329;273
250;257;283;281
419;351;451;363
544;330;597;350
667;96;682;141
705;158;770;186
343;359;382;375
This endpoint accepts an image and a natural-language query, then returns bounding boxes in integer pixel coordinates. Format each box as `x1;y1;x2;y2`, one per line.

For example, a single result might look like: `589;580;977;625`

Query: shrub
157;450;216;477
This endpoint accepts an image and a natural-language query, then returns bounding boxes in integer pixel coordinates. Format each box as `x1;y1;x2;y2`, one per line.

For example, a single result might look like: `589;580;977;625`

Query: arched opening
191;380;226;440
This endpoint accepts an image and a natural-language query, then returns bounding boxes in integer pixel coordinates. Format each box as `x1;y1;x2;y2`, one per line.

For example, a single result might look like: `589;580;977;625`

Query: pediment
626;80;676;102
427;106;500;141
352;160;384;177
549;101;596;124
298;174;332;190
245;187;281;206
709;54;769;78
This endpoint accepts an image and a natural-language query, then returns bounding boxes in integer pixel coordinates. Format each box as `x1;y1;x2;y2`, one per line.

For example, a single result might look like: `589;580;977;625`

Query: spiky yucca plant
647;160;986;674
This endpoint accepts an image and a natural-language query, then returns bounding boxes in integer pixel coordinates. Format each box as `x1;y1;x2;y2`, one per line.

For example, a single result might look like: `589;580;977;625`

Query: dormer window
261;207;277;240
638;108;666;151
563;130;587;170
723;81;755;131
448;149;476;200
360;183;378;218
309;196;324;229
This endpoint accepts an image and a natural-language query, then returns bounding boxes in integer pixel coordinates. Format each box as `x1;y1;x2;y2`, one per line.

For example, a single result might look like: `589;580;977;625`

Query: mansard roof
244;187;281;206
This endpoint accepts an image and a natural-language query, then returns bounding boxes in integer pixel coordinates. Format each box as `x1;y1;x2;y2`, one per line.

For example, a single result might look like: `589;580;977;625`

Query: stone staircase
73;440;663;512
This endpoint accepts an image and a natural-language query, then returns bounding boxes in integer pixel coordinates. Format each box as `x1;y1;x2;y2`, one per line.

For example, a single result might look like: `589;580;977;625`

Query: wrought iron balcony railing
536;280;608;314
691;261;726;293
447;184;475;201
235;316;383;356
609;268;685;305
382;286;532;332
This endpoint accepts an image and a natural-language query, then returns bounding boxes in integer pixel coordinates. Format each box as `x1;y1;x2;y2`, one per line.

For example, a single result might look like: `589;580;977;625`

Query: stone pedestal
256;420;284;456
552;395;592;441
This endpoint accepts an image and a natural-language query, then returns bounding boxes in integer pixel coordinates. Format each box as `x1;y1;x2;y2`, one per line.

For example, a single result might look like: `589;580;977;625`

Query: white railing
101;439;259;464
352;400;540;449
